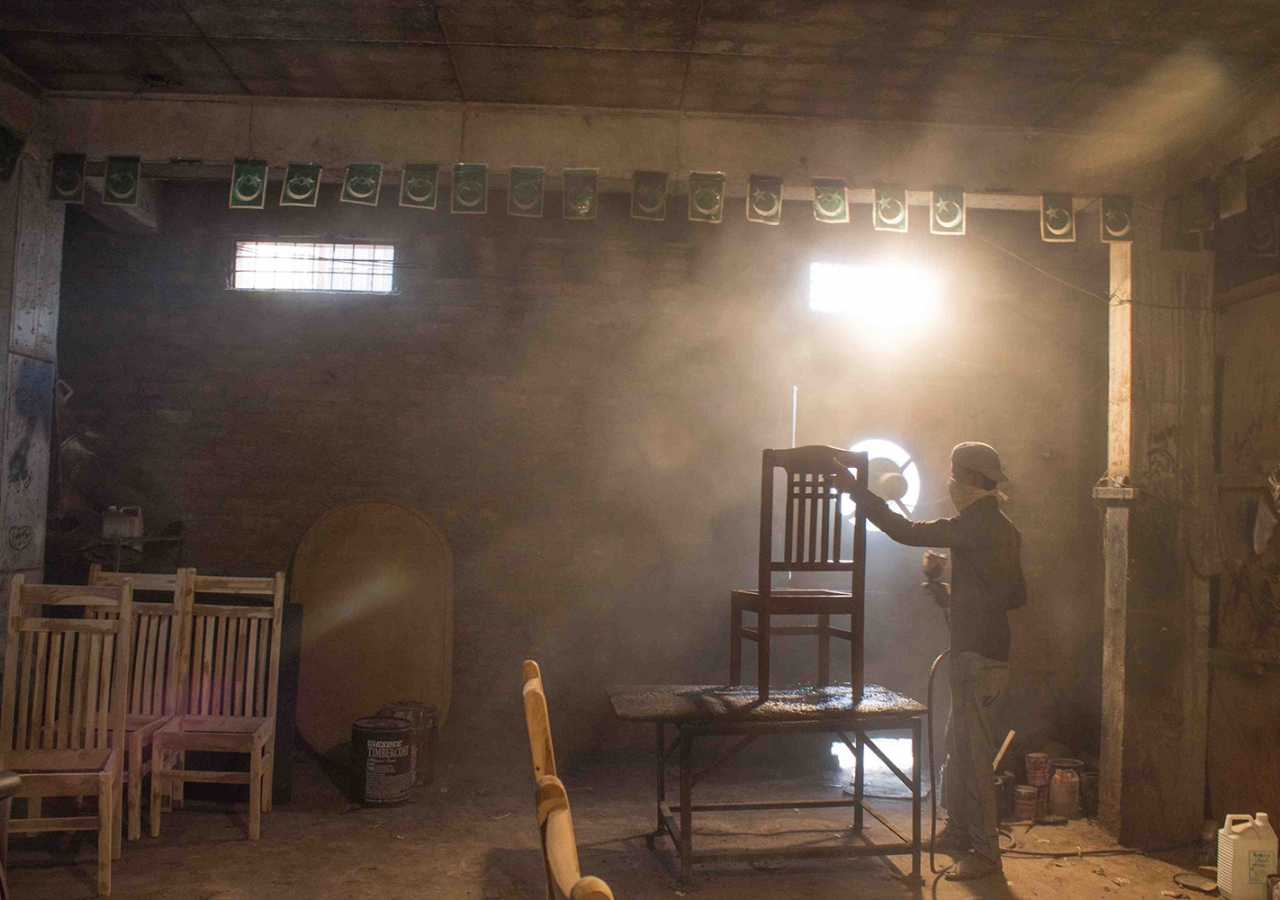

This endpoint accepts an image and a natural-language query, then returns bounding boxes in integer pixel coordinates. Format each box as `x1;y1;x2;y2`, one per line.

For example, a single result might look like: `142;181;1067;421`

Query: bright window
233;241;394;292
809;262;940;340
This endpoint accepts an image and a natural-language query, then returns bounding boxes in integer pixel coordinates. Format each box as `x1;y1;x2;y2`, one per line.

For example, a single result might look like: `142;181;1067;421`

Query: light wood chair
1;576;133;896
521;660;615;900
729;446;869;701
150;571;284;840
87;565;189;840
522;660;556;780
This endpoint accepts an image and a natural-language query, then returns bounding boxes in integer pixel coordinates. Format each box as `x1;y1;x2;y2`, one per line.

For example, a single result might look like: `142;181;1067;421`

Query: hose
927;648;950;875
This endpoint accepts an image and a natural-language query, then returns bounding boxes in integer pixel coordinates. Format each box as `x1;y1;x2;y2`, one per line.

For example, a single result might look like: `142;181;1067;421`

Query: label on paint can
353;717;413;806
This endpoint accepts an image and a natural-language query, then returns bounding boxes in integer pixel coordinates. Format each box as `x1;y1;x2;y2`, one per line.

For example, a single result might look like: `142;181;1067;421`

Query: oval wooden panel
292;501;453;757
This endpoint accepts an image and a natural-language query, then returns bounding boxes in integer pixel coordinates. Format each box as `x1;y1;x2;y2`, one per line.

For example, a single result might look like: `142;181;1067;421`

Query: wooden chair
150;571;284;840
522;660;556;780
521;661;614;900
87;565;188;841
0;770;20;900
1;576;133;896
729;446;869;701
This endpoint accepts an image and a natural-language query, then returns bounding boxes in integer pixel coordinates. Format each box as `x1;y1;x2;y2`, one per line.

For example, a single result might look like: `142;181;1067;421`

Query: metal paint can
351;716;413;807
376;700;438;787
1025;752;1051;786
1013;785;1038;820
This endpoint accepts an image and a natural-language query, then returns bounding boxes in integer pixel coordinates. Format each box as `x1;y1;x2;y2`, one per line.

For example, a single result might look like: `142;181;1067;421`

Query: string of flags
36;147;1270;251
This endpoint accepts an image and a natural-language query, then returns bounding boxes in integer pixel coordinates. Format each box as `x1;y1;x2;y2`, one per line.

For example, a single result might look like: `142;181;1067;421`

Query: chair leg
817;613;831;688
758;609;771;700
173;751;184;809
128;743;142;841
113;762;123;860
150;738;166;839
98;772;113;896
261;737;275;813
729;595;742;686
248;743;262;840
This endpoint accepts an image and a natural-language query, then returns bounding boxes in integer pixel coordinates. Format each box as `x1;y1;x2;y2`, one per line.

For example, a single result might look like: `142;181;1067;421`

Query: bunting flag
873;184;908;232
1040;193;1075;242
1218;159;1247;219
1246;182;1278;256
1100;195;1133;243
280;163;322;207
0;126;22;182
631;170;667;221
229;159;268;209
930;186;965;235
508;166;545;217
688;171;725;223
50;153;86;203
399;163;439;209
341;163;383;206
1181;179;1216;234
563;168;597;220
102;156;141;206
812;178;848;223
746;175;783;225
452;163;487;214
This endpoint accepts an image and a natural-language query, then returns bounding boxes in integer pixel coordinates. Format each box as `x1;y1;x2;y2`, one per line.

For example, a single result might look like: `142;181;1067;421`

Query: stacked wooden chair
729;446;869;700
150;571;284;840
521;661;614;900
87;565;187;841
1;576;132;896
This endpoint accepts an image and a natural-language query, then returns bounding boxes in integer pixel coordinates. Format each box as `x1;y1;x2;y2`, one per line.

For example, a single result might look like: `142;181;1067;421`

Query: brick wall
59;182;1108;765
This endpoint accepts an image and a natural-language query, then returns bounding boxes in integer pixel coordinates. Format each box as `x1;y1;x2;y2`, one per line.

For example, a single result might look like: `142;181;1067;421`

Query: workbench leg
912;717;922;881
680;730;692;884
729;596;741;685
656;722;665;833
854;730;865;831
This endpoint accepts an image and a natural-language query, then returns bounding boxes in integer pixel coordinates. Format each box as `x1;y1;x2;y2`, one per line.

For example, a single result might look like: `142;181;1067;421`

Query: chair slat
30;633;49;751
139;615;160;716
244;619;259;719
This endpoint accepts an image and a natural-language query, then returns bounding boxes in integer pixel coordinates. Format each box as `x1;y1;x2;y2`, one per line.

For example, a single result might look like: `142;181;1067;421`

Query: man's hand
830;459;871;501
922;551;948;582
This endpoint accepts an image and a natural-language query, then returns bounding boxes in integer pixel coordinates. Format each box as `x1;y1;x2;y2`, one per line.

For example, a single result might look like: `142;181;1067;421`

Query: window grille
233;241;394;292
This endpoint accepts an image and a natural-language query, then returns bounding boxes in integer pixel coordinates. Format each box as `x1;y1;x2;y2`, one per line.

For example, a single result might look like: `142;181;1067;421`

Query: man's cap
951;442;1009;484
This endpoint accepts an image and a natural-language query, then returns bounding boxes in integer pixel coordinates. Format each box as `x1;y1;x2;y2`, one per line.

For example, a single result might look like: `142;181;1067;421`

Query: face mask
948;476;1003;512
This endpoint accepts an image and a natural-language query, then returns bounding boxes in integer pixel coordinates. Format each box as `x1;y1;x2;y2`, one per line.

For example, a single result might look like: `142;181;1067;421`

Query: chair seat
732;588;854;615
7;748;115;774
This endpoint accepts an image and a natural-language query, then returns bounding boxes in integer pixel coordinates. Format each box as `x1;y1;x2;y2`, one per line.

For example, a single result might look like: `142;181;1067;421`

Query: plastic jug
1218;813;1278;900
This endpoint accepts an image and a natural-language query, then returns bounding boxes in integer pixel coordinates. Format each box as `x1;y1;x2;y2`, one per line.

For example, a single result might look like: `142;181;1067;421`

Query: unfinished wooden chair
88;565;188;841
535;776;615;900
729;446;869;701
522;660;556;780
150;571;284;840
1;575;133;896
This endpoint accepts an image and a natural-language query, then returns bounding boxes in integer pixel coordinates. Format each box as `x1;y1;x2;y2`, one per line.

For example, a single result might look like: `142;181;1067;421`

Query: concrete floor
10;751;1213;900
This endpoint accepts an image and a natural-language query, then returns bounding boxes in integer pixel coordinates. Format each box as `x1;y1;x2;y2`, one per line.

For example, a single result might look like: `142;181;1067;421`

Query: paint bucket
1025;752;1051;786
351;717;413;807
994;770;1016;821
1013;785;1038;820
376;701;438;787
1080;772;1100;818
1049;759;1083;819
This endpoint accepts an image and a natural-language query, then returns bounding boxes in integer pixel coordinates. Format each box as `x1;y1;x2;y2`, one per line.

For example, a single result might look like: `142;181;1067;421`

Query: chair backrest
536;775;614;900
759;445;869;590
88;565;188;718
0;575;133;759
522;659;556;779
181;572;285;719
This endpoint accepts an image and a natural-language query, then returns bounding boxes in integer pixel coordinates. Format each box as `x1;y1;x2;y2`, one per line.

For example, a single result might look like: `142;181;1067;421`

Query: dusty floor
10;750;1213;900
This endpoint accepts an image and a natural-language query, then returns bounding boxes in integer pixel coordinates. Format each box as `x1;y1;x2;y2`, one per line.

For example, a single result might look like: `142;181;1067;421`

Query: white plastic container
1218;813;1278;900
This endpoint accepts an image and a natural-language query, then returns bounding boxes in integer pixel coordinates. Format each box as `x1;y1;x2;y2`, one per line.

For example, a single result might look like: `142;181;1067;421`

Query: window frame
228;237;398;295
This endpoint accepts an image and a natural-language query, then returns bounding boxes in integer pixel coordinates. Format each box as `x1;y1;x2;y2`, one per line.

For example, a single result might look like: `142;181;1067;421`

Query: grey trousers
940;650;1009;861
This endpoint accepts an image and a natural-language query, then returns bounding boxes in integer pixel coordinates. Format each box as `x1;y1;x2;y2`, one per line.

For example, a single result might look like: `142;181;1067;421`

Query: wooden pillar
1097;213;1214;848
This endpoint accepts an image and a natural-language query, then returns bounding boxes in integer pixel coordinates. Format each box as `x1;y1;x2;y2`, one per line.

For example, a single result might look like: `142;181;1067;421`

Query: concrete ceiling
2;0;1277;130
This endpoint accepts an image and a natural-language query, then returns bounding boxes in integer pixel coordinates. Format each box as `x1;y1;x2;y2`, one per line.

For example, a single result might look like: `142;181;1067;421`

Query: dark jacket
859;494;1026;662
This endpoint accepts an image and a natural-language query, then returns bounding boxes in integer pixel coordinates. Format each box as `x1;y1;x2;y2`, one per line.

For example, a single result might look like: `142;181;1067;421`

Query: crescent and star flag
229;159;268;209
1100;196;1134;243
103;156;141;206
747;175;783;225
812;178;848;223
280;163;322;207
341;163;383;206
631;170;667;221
50;154;86;203
563;169;598;220
873;185;908;232
452;163;487;215
399;164;439;209
930;186;965;235
508;166;545;218
688;171;725;223
1040;193;1075;242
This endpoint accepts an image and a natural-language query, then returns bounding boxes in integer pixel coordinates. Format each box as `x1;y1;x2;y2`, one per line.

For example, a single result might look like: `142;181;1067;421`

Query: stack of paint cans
1025;752;1051;817
1013;785;1039;820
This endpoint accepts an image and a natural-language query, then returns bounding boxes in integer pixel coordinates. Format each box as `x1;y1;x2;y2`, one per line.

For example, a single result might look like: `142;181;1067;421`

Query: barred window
233;241;394;292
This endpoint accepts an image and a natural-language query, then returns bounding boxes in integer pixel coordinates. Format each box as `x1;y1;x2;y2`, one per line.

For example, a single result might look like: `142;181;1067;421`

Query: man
834;442;1026;881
